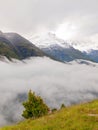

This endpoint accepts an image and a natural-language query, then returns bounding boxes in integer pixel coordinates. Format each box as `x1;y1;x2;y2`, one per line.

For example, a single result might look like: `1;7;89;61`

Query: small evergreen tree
61;104;65;109
22;90;49;119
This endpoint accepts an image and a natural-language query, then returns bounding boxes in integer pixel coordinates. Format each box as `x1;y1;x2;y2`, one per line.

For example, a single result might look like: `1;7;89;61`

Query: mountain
0;31;97;63
31;33;94;62
0;31;20;60
0;31;46;60
70;41;98;62
1;99;98;130
85;50;98;62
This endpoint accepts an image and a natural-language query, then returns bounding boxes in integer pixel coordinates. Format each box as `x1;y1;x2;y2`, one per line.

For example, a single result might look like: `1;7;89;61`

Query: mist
0;57;98;126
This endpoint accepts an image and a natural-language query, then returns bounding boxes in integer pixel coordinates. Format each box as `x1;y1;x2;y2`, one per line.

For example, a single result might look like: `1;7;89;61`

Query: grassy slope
1;100;98;130
0;42;19;60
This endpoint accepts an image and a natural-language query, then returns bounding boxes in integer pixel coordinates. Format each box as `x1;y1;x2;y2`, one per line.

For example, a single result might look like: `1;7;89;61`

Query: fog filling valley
0;57;98;126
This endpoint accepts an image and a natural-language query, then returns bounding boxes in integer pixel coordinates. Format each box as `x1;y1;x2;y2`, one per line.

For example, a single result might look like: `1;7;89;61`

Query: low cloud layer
0;57;98;126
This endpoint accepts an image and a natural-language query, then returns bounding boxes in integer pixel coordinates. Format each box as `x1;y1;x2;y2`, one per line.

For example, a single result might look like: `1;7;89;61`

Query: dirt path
88;114;98;117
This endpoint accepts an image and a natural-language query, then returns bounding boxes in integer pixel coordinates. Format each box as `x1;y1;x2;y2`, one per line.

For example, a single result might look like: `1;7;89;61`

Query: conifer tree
22;90;49;119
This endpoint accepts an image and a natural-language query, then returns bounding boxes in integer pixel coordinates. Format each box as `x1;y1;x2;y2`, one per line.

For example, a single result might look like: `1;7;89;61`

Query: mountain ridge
0;31;46;60
31;32;95;62
0;31;98;63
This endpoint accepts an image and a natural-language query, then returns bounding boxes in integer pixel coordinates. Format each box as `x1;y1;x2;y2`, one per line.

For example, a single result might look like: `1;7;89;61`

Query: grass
1;100;98;130
0;42;19;60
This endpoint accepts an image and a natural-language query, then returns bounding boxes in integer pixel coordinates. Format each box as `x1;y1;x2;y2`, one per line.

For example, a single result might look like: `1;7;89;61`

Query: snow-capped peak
30;32;70;48
69;40;98;53
30;32;98;53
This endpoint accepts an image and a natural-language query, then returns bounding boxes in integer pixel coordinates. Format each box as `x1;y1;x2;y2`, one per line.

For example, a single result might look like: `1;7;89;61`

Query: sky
0;57;98;126
0;0;98;41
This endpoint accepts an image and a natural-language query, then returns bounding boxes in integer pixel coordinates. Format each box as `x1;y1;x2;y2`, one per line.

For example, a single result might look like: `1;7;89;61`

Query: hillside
0;31;46;60
0;31;20;60
4;33;45;59
1;99;98;130
0;40;19;60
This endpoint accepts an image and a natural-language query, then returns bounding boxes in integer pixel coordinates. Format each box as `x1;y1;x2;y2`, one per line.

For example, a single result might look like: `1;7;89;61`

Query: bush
61;104;65;109
22;90;49;119
52;108;57;113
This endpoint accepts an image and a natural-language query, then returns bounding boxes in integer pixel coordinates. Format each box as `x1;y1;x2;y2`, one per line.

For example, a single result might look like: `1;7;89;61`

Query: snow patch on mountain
31;32;70;48
30;32;98;53
69;41;98;53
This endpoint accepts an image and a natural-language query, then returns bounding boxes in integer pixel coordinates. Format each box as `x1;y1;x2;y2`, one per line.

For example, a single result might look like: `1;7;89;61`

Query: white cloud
0;0;98;41
0;57;98;126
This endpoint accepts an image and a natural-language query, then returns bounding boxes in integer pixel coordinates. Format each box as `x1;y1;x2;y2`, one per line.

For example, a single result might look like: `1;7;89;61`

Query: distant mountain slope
0;41;19;60
0;31;97;63
0;31;19;60
84;50;98;62
42;44;93;62
31;33;94;62
70;41;98;63
5;33;45;59
0;31;46;60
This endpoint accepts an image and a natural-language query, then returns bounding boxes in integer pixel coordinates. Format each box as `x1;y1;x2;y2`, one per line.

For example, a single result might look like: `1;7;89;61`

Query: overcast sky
0;0;98;41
